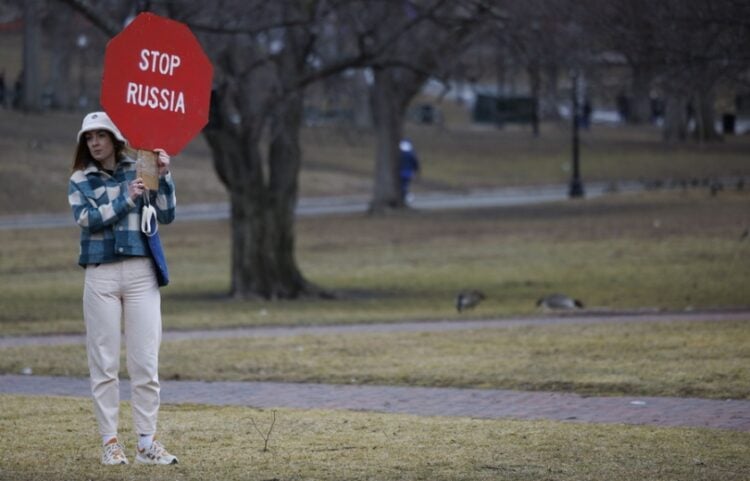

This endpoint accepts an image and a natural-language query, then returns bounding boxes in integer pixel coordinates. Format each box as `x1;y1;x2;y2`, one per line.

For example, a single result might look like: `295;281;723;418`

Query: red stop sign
101;12;213;155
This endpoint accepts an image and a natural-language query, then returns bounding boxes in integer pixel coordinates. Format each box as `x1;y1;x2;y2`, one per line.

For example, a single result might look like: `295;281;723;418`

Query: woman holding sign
67;111;178;465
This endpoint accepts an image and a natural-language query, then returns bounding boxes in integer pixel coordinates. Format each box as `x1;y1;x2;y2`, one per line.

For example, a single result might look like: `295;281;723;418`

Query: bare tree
193;2;339;298
581;0;750;140
20;0;44;111
55;0;747;299
499;0;582;130
57;0;468;298
358;1;491;212
655;0;750;141
56;0;492;298
579;0;660;125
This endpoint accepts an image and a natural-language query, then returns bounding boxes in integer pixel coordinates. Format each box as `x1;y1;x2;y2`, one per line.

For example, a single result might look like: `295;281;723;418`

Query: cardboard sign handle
125;146;160;190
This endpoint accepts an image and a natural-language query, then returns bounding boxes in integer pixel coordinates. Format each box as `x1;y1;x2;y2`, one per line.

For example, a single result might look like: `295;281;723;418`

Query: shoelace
105;443;126;460
142;441;167;459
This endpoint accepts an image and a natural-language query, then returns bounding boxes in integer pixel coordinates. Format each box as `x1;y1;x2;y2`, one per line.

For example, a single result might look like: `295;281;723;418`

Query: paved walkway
1;310;749;432
2;375;749;432
2;308;748;348
0;181;645;230
2;177;745;230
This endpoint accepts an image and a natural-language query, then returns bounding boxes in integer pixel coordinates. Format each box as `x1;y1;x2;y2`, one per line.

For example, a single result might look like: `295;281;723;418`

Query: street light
569;70;585;198
76;34;89;109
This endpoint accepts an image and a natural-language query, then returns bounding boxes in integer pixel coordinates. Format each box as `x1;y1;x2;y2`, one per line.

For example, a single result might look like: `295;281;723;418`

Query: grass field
1;107;749;215
3;318;749;399
1;190;748;336
1;107;750;480
1;395;749;481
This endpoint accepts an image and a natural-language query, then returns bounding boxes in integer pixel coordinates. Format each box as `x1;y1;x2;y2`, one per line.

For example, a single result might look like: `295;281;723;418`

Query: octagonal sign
101;12;213;155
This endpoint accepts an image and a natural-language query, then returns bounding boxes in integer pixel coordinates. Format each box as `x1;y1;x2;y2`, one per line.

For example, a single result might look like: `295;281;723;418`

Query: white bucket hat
76;111;127;144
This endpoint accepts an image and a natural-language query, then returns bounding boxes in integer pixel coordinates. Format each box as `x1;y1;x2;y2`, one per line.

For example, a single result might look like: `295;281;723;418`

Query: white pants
83;257;162;438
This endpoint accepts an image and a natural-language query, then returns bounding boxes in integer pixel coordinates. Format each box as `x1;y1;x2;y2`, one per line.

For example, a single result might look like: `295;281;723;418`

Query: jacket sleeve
153;172;176;225
68;176;136;233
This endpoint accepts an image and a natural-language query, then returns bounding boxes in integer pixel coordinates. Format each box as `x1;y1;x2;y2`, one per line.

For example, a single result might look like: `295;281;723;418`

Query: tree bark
662;92;688;142
527;61;541;136
540;64;561;121
692;87;721;142
629;65;652;125
203;100;320;300
369;68;406;212
203;121;264;298
46;8;74;110
267;93;317;297
21;0;43;112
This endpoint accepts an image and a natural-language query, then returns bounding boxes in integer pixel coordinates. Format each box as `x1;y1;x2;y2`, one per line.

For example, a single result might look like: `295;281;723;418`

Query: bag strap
140;192;158;236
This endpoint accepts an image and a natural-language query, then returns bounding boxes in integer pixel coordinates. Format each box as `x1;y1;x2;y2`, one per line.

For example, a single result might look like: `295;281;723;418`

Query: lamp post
76;34;89;109
569;70;585;198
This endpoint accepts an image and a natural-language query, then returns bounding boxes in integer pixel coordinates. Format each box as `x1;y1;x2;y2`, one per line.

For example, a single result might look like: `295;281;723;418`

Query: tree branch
56;0;122;38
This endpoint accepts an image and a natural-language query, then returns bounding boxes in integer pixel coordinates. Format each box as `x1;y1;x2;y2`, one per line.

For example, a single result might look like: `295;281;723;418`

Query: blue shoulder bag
141;193;169;287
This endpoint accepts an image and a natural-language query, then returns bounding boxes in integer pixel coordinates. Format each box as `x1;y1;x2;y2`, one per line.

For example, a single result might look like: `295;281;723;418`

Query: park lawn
1;395;748;481
2;107;750;215
0;190;748;336
2;318;749;400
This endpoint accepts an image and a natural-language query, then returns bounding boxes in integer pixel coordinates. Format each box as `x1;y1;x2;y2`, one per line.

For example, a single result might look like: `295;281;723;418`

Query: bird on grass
456;290;485;312
536;293;584;310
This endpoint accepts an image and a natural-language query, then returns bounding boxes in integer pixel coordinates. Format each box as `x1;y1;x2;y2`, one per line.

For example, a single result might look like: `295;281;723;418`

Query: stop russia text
125;82;186;113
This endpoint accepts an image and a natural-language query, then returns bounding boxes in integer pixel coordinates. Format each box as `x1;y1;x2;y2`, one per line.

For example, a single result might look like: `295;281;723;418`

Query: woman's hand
128;177;146;200
154;148;171;177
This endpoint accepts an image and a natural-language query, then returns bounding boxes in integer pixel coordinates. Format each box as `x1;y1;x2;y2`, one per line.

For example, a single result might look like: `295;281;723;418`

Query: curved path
0;181;646;230
2;374;749;432
1;308;747;348
1;309;749;432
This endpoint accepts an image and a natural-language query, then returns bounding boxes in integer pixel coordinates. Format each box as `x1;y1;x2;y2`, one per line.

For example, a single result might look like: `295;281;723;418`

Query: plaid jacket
68;154;176;267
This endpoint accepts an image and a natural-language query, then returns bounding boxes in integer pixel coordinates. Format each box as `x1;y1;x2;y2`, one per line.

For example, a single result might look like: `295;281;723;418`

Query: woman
68;111;178;465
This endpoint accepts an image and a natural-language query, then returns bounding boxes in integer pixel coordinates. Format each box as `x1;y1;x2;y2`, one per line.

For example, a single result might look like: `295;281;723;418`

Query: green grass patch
3;319;749;399
1;394;748;481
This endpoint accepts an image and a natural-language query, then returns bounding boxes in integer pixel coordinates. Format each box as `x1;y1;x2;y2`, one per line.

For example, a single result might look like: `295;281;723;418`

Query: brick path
2;375;749;432
1;309;749;432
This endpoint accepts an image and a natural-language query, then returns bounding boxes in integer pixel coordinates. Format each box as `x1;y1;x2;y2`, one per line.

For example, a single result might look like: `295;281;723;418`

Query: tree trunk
266;93;317;297
692;87;721;142
369;68;406;212
352;71;372;129
47;8;74;110
203;123;265;298
204;90;322;300
527;61;541;136
629;66;652;124
662;92;688;142
21;0;43;112
540;64;560;121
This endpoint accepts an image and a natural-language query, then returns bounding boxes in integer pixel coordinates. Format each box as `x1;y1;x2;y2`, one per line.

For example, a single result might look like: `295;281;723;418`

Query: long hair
71;131;126;172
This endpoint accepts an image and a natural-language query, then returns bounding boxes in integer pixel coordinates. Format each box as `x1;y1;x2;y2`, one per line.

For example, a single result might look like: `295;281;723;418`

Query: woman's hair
71;131;126;172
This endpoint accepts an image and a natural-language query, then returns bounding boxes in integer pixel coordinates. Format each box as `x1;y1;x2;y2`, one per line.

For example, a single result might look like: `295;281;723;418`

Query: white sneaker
101;438;128;465
135;440;178;465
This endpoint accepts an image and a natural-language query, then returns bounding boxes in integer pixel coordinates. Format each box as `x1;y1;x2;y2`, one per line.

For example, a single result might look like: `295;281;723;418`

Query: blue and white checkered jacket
68;154;176;267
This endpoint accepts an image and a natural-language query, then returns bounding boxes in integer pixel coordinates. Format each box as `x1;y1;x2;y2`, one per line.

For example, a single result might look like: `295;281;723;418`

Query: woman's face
84;129;115;164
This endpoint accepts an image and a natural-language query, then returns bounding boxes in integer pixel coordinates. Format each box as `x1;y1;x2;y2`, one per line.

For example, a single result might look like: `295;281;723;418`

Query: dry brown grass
0;190;748;336
3;318;750;399
1;394;748;481
2;107;749;215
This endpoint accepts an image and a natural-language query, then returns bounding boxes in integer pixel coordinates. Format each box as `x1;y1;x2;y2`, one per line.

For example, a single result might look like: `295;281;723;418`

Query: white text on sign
125;49;186;114
139;50;181;76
